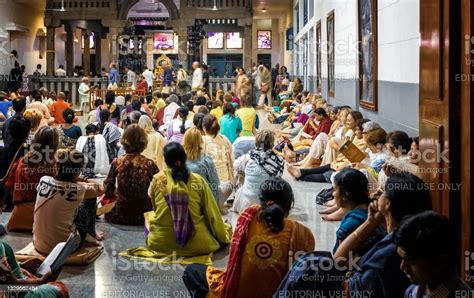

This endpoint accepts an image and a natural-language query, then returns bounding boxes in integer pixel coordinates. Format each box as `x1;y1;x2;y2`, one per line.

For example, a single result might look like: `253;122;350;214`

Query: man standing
191;61;203;90
108;63;119;86
8;62;22;92
55;65;67;77
201;64;210;94
142;67;155;92
125;66;136;88
33;64;44;76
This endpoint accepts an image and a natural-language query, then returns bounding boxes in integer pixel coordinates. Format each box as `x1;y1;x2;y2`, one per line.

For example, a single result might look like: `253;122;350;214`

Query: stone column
46;26;56;76
178;34;188;68
109;27;121;65
243;24;253;71
65;23;75;77
95;33;102;75
83;30;91;76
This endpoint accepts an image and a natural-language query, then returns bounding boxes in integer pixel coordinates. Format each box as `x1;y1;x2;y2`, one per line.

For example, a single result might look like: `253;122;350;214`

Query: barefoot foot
322;208;347;221
287;164;301;179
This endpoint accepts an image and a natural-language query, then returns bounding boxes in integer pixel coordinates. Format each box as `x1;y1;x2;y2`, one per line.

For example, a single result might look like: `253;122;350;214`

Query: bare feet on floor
287;164;301;179
319;204;338;214
322;208;347;221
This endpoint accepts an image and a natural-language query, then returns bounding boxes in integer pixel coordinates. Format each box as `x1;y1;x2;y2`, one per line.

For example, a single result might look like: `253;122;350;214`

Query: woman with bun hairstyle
59;108;83;148
121;142;231;263
183;177;315;298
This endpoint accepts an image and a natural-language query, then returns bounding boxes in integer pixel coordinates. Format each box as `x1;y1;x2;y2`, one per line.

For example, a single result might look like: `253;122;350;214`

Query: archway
119;0;179;20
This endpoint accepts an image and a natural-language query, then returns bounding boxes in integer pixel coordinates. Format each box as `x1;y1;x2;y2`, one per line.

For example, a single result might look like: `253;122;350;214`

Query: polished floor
0;110;338;297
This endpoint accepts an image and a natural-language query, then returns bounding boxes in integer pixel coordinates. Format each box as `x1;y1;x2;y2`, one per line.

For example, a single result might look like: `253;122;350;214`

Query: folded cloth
15;242;103;265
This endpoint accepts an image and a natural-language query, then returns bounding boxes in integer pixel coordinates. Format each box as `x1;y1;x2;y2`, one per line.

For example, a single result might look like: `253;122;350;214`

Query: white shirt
192;68;203;88
127;70;136;87
163;102;180;127
78;83;90;103
55;68;66;77
177;69;187;83
142;69;155;89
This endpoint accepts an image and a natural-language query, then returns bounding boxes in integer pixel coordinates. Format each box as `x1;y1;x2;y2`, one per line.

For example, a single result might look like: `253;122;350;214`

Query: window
327;11;335;97
303;0;308;26
208;32;224;49
316;21;321;91
358;0;378;111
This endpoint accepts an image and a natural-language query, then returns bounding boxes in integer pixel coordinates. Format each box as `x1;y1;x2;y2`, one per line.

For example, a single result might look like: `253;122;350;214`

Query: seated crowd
0;74;472;298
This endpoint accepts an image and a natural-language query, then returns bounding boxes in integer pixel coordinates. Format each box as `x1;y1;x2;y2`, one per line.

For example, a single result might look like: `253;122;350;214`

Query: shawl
159;170;196;247
221;204;261;297
249;149;284;177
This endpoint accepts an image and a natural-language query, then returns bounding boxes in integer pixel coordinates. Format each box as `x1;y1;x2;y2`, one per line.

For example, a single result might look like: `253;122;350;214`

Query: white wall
0;0;46;76
378;0;420;84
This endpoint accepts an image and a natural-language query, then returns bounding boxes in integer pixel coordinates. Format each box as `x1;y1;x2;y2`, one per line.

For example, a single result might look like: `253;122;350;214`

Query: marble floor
0;110;339;297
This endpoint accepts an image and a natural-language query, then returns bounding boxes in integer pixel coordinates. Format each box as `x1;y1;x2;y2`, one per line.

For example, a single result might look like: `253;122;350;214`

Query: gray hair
168;94;179;104
129;111;142;124
362;121;381;133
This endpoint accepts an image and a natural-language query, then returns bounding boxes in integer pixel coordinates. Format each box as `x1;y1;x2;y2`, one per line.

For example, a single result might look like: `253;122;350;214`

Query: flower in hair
266;200;275;206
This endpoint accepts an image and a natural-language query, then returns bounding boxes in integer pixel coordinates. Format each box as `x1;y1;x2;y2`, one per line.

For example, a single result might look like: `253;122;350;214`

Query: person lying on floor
394;211;473;296
121;142;231;263
276;172;433;298
183;177;315;298
33;149;104;255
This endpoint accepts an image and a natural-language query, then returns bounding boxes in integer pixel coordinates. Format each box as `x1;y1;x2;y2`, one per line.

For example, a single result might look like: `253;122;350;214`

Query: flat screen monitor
208;32;224;49
226;32;242;49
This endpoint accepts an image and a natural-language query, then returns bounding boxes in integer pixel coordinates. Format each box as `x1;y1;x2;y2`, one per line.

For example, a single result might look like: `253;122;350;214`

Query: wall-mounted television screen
257;30;272;49
226;32;242;49
153;32;174;49
208;32;224;49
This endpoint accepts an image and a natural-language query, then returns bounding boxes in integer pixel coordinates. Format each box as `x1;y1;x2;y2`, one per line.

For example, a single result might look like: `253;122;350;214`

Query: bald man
191;61;203;89
50;92;75;124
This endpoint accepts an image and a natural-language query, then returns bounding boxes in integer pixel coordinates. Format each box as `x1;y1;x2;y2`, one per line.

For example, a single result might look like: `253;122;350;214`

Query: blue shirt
0;100;12;120
219;114;242;144
333;208;386;254
109;68;119;85
349;234;410;298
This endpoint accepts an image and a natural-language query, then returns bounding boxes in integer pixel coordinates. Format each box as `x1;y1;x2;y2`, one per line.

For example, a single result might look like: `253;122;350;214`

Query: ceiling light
262;8;267;12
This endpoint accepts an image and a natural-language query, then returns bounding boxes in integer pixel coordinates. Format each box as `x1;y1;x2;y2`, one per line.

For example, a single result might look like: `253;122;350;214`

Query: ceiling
253;0;292;18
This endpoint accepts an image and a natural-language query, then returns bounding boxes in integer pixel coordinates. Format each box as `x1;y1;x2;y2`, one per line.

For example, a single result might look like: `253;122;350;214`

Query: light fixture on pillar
60;0;65;12
212;0;218;10
262;8;267;13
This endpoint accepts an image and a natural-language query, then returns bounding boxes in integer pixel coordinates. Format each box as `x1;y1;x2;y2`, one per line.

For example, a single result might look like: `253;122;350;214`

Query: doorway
257;54;271;68
207;54;243;77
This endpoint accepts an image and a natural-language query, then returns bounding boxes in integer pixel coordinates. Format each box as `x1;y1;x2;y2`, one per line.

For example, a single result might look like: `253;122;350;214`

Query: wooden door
420;0;472;282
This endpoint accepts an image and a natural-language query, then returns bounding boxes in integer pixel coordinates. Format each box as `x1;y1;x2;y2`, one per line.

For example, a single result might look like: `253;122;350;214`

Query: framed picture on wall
208;32;224;49
358;0;378;111
153;32;174;50
257;30;272;49
226;32;242;49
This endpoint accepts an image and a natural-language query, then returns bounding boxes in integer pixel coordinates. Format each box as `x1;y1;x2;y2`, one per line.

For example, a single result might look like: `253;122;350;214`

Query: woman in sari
75;123;110;177
98;109;121;163
183;177;315;298
121;142;231;263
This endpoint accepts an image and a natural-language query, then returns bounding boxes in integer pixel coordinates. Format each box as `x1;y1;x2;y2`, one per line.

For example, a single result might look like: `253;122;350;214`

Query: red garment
221;204;261;297
136;80;148;92
13;157;56;204
50;99;71;123
155;107;165;126
311;117;333;140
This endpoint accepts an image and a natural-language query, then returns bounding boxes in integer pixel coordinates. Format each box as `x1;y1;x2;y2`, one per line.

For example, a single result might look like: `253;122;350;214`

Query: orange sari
206;205;315;298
